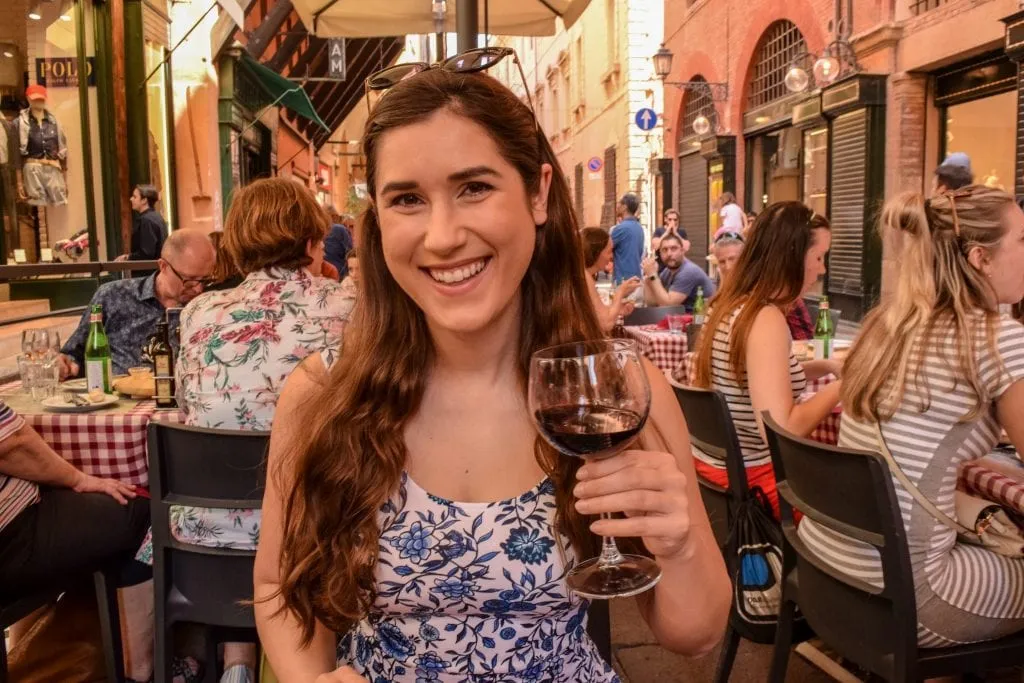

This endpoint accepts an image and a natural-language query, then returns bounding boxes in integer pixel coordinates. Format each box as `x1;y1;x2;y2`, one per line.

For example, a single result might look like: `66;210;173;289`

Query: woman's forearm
784;380;842;437
254;587;336;683
640;524;730;654
0;425;81;489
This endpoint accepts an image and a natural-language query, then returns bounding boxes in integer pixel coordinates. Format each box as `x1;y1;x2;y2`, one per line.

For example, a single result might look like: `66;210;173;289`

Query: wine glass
528;338;662;599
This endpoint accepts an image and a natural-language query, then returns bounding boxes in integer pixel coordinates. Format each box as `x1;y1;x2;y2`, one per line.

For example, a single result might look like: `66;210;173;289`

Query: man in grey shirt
641;232;715;312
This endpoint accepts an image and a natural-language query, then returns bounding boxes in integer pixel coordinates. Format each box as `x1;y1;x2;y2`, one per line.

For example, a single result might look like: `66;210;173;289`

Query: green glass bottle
84;304;112;393
813;296;835;360
693;286;706;325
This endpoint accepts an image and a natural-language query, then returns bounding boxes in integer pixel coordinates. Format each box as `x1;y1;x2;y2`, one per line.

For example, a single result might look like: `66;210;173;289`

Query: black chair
148;422;270;683
587;600;612;665
623;305;687;326
1;568;133;683
763;414;1024;683
673;385;810;682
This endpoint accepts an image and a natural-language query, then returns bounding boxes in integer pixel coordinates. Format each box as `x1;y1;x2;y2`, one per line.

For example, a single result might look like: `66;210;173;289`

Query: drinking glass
666;315;685;336
28;359;58;400
21;329;38;357
528;338;661;599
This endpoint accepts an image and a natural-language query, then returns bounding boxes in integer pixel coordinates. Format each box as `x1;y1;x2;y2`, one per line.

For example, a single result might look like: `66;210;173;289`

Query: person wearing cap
610;193;645;289
932;152;973;195
15;85;68;206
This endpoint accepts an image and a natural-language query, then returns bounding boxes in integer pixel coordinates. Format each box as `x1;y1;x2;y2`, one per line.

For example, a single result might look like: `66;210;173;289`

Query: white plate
41;394;119;412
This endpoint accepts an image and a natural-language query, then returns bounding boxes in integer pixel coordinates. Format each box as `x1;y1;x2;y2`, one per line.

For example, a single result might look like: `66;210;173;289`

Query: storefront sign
36;57;96;87
327;38;347;80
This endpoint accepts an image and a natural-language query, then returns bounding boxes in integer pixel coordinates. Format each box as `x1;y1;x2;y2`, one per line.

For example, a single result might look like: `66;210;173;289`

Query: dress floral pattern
170;267;354;550
337;473;619;683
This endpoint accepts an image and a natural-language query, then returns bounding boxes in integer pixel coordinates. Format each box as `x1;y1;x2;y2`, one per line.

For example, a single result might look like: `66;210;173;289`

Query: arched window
747;20;806;109
681;75;711;136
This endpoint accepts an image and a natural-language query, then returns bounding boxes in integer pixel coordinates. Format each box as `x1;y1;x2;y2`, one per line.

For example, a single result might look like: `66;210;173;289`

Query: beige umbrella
293;0;593;38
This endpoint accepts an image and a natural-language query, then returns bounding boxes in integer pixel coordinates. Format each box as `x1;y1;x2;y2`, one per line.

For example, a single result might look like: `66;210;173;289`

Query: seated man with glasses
59;229;216;379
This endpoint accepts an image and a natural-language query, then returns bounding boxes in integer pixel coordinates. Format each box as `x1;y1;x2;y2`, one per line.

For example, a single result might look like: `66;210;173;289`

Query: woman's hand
71;471;138;505
573;449;692;561
613;277;641;302
315;666;368;682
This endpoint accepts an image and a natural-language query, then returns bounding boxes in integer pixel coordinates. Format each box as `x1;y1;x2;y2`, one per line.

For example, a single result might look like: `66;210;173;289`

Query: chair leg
203;628;219;683
768;598;797;683
155;625;173;683
713;622;741;683
94;571;125;683
0;631;8;683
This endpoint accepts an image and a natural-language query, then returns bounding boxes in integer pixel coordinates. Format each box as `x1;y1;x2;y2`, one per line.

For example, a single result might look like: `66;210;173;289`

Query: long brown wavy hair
275;67;608;643
841;186;1012;422
694;201;830;389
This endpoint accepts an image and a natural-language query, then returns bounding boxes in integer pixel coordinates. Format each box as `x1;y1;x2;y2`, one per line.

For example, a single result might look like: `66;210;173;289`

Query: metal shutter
678;152;709;270
828;109;867;298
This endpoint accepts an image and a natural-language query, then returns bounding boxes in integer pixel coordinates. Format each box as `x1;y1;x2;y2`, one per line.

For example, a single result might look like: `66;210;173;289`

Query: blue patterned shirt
62;274;169;376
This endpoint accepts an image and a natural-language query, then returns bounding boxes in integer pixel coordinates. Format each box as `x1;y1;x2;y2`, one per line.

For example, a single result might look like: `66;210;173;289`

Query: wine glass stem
597;512;625;567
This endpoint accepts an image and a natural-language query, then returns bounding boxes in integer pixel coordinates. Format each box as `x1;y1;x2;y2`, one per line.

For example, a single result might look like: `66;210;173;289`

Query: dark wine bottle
153;321;176;409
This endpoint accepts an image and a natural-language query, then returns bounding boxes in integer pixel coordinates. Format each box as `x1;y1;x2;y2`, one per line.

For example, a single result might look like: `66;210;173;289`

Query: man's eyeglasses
364;47;539;137
163;259;213;289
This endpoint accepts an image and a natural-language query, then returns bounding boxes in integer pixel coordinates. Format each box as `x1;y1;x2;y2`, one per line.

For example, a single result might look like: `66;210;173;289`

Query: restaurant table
0;382;180;486
622;324;689;375
671;352;842;446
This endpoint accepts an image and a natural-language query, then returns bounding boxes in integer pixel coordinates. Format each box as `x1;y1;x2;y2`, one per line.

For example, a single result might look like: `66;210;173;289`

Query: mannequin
16;84;68;207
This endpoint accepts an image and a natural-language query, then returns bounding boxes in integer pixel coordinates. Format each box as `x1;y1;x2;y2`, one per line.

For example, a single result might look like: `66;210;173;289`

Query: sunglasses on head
365;47;538;135
714;231;744;244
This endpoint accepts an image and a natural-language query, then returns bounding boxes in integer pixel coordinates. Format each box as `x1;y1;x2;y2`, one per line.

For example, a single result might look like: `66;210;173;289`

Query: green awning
239;52;330;131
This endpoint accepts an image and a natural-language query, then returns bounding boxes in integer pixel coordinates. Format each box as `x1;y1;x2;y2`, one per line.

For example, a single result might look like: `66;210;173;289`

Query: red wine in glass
534;405;645;460
528;339;661;599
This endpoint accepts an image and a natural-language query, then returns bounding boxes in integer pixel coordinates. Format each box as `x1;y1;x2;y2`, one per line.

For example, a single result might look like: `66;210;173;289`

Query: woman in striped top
693;202;843;518
800;186;1024;647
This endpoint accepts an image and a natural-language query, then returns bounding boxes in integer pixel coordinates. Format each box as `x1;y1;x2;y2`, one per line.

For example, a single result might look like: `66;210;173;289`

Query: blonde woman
800;186;1024;646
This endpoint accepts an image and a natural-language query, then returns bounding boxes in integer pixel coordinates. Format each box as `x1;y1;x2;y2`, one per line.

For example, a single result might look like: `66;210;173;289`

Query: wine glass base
566;554;662;600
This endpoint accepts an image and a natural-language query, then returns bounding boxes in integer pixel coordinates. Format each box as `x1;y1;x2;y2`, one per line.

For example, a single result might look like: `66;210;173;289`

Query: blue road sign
635;107;657;131
587;157;603;172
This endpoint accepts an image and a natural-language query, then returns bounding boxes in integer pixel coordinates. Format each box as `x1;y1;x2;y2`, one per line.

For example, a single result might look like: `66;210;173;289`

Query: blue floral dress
338;472;619;683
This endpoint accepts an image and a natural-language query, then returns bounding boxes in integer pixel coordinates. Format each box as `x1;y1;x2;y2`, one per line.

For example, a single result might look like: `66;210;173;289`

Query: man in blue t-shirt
610;193;644;283
642;232;716;312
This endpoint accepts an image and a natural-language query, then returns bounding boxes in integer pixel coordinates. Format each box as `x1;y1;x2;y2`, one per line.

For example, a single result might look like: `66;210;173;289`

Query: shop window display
0;0;103;262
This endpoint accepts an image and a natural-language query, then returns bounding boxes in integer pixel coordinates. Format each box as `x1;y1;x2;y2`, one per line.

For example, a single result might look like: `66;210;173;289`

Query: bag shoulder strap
871;421;974;536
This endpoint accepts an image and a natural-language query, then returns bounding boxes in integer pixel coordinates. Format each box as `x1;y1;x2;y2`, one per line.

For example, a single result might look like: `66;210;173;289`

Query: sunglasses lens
367;63;427;90
443;47;508;73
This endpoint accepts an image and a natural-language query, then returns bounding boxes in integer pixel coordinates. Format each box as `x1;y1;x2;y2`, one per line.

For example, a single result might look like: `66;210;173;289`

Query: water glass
17;354;32;393
666;315;685;336
27;359;58;401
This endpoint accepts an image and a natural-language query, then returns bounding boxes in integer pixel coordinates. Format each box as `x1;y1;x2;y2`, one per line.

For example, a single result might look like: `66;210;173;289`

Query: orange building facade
662;0;1023;320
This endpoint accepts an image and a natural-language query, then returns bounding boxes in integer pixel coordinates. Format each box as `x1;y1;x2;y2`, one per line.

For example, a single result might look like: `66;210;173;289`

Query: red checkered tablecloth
622;325;688;375
672;352;842;446
0;383;182;486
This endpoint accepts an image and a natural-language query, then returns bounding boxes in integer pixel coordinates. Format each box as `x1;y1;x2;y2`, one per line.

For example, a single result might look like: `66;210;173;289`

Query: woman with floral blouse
172;177;355;683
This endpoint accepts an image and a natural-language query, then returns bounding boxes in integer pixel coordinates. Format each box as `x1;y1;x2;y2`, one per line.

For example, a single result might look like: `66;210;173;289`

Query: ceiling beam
246;0;293;60
264;14;308;72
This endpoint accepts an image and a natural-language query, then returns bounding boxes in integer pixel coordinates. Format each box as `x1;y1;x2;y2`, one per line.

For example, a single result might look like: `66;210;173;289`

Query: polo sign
36;57;96;88
634;107;657;131
587;157;603;173
327;38;347;80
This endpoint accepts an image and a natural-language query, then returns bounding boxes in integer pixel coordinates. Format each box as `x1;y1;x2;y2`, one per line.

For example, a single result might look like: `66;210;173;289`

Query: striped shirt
0;401;38;534
694;305;807;469
800;315;1024;647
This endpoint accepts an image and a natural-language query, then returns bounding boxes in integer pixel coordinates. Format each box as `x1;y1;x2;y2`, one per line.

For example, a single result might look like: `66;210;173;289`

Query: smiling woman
254;57;730;683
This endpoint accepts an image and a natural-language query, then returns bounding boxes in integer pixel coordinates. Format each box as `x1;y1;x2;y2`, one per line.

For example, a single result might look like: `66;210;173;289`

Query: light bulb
28;11;42;20
692;114;711;136
60;14;72;21
784;66;809;93
2;51;12;58
812;56;840;85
